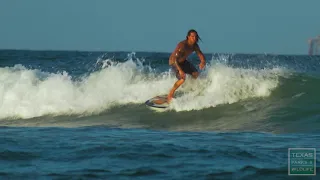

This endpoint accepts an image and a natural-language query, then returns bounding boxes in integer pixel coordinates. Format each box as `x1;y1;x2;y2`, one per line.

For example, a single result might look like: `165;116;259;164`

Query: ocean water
0;49;319;179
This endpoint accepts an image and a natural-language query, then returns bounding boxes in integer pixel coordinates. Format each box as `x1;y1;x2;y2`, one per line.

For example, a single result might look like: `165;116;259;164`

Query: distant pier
308;35;320;55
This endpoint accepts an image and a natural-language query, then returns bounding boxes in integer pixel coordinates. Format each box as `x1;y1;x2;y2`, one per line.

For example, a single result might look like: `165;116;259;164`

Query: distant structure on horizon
308;35;320;55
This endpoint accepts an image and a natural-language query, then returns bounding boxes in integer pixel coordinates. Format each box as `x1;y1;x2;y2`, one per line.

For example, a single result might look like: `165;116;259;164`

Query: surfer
167;29;206;102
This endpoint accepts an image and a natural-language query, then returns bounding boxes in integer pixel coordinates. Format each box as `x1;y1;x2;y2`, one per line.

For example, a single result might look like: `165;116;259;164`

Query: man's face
188;32;197;44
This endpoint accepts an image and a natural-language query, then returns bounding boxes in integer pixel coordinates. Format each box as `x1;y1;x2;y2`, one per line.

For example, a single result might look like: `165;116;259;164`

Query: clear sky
1;0;320;54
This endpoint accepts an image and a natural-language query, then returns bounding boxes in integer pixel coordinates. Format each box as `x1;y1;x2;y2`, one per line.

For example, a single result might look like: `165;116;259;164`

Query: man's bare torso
169;40;198;65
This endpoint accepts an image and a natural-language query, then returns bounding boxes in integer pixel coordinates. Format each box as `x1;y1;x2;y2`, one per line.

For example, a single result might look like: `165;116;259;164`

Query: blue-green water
0;50;319;179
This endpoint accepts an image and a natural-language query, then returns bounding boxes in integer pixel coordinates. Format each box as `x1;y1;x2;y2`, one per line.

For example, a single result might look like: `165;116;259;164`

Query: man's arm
195;44;206;64
170;43;184;72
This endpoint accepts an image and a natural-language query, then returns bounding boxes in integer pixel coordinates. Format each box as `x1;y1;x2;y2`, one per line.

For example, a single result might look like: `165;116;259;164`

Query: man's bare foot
153;99;167;104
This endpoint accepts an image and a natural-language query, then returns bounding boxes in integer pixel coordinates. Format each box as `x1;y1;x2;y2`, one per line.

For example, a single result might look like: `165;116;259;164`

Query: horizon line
0;48;311;56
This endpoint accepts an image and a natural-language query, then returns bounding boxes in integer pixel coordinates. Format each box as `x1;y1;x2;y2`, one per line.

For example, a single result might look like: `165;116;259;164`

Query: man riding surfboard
167;29;206;103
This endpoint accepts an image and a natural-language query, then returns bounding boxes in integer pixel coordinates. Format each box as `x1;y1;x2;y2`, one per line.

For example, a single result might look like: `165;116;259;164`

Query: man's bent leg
168;79;185;103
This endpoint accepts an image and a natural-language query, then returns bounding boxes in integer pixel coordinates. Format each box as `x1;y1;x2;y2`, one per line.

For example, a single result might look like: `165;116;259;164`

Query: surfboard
145;95;170;111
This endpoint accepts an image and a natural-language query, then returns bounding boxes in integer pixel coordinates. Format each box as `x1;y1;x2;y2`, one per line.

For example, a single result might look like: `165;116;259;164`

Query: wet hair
186;29;202;43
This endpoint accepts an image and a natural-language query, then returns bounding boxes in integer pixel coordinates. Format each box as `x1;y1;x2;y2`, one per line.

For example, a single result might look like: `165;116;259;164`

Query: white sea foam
169;63;281;111
0;56;283;119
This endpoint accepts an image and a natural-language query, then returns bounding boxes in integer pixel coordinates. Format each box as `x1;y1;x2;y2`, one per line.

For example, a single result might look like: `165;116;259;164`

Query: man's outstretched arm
195;44;206;69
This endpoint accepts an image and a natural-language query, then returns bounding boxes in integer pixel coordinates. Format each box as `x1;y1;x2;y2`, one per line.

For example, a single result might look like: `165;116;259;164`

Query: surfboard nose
145;95;169;110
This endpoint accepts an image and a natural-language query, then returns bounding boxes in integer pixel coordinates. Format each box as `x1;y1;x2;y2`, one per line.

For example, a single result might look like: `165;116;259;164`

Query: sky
1;0;320;55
